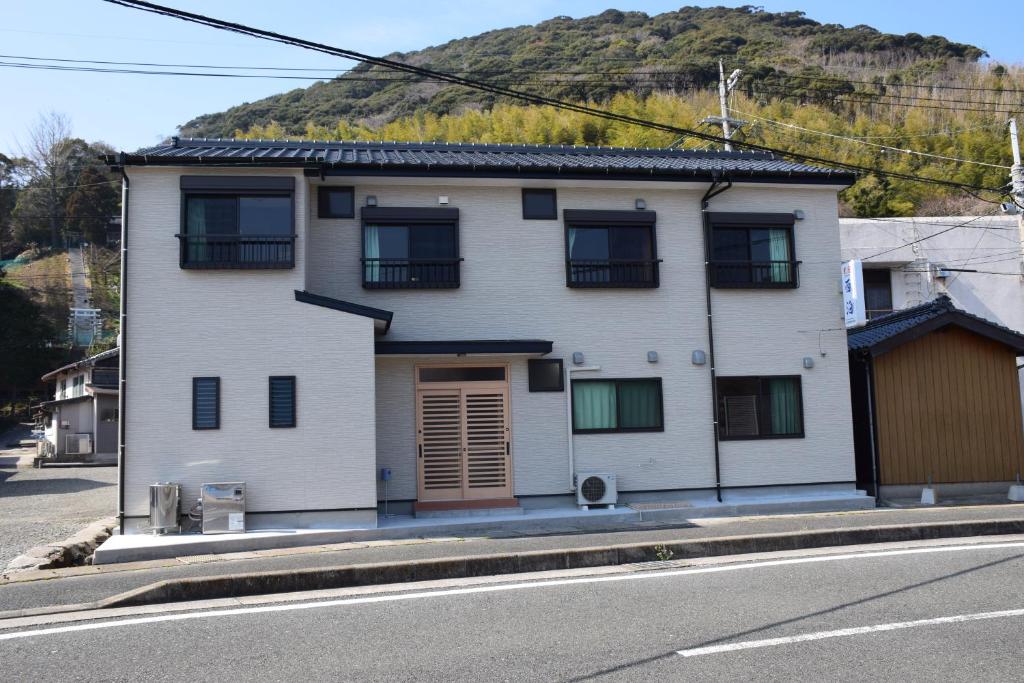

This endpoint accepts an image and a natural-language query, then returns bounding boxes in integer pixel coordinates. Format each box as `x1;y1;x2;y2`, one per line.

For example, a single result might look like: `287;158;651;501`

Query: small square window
318;187;355;219
528;359;564;392
522;189;557;220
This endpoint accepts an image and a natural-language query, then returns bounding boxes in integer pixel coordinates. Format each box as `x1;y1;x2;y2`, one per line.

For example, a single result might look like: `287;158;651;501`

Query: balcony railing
710;260;800;288
176;234;296;269
566;259;662;288
90;367;119;388
361;258;462;289
866;308;894;320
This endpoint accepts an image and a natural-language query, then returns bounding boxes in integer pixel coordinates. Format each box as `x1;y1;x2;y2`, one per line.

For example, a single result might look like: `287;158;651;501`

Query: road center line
3;540;1024;641
676;608;1024;657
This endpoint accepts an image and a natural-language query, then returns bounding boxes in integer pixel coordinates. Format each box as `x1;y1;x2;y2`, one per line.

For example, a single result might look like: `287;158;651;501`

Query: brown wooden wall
873;326;1024;485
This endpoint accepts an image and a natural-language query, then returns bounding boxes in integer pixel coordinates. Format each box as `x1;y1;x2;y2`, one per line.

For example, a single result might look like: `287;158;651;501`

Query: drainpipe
701;176;732;503
863;354;881;503
565;363;601;492
116;161;129;533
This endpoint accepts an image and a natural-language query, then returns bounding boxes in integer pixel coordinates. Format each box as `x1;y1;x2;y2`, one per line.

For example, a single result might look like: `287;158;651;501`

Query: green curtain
573;381;617;430
618;381;661;429
768;378;800;435
769;229;791;283
364;225;381;282
186;198;207;263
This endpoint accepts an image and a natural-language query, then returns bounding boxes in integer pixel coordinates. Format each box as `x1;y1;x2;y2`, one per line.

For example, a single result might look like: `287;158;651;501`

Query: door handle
506;442;510;456
418;444;423;459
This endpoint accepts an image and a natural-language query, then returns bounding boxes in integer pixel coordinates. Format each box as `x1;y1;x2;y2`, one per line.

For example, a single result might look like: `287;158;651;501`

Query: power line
860;215;990;260
731;108;1010;169
99;0;1015;200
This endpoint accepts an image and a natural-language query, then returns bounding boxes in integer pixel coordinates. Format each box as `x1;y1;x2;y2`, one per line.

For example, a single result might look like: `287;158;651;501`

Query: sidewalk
4;503;1024;614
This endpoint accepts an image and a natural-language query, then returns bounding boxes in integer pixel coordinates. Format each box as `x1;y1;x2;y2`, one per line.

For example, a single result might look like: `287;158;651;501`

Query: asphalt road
5;504;1024;612
3;538;1023;681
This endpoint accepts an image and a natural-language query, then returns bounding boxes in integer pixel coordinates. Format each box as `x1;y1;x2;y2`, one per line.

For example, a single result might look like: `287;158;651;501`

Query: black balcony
566;259;661;288
176;234;296;269
710;261;800;288
361;258;462;289
90;367;119;389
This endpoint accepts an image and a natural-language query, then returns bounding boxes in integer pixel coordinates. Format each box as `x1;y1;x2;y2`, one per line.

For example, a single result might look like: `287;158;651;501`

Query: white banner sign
842;260;866;328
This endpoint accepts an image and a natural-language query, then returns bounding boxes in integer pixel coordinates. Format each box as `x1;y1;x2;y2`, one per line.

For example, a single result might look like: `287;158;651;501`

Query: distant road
3;538;1024;680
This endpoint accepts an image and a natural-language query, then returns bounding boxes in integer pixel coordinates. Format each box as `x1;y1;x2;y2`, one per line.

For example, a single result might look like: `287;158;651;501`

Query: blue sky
0;1;1018;153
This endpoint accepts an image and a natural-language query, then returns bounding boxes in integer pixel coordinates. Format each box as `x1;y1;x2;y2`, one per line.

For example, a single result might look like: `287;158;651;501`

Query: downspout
116;161;129;533
701;176;732;503
864;353;881;503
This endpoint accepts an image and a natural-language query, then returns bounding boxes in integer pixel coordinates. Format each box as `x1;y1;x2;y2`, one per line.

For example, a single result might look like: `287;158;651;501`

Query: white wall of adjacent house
307;178;855;500
121;167;378;528
840;215;1024;411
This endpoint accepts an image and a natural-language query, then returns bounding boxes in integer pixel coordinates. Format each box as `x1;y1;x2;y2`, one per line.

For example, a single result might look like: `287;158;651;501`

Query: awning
375;340;553;356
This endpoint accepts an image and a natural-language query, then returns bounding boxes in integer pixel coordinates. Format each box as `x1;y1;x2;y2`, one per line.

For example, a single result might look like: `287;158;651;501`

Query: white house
38;347;119;464
108;138;864;533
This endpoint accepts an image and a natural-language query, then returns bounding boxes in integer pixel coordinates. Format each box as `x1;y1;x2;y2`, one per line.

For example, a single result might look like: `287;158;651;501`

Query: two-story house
108;138;863;533
38;347;120;464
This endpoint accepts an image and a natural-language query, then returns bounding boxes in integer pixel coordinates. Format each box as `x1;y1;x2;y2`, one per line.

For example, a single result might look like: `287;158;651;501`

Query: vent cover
575;472;617;507
580;476;607;503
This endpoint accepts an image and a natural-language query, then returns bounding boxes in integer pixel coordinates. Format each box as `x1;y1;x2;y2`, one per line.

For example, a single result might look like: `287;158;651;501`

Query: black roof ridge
294;290;393;333
160;136;775;159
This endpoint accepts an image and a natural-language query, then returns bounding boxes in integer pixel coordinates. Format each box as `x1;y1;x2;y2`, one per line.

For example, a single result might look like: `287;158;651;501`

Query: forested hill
180;5;988;137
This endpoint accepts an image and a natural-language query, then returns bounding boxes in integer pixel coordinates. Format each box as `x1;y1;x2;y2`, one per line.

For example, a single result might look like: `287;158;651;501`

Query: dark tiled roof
109;138;855;184
41;347;120;382
848;295;1024;355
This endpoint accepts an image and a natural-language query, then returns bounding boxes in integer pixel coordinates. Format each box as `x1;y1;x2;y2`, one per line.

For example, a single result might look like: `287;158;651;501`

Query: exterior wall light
572;352;585;365
647;351;658;363
635;198;647;210
365;195;378;207
692;350;706;366
438;195;449;205
793;209;805;220
803;356;815;369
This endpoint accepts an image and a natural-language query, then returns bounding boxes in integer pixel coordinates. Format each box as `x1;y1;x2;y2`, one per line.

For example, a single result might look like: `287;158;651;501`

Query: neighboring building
108;137;864;533
38;348;119;464
848;296;1024;498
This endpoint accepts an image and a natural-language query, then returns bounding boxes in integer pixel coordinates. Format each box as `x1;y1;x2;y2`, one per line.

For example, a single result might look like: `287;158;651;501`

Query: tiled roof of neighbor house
108;138;856;184
41;347;119;382
848;295;1024;356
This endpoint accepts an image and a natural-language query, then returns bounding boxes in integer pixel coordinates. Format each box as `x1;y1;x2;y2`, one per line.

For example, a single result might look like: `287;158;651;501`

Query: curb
3;517;1023;620
3;518;117;575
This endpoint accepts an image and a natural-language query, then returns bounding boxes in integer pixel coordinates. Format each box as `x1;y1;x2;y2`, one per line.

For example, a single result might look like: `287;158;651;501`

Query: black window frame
360;206;462;289
268;376;297;429
192;377;221;430
528;358;564;392
716;375;804;441
317;186;355;219
571;377;664;434
178;176;296;270
563;209;661;289
522;188;557;220
708;212;800;289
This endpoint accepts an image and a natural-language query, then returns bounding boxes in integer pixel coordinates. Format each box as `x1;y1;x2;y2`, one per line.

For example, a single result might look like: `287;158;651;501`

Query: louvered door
462;386;511;499
415;371;512;502
416;389;464;501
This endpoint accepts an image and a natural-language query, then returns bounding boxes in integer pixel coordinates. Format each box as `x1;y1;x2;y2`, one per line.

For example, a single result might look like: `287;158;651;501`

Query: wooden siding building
849;295;1024;495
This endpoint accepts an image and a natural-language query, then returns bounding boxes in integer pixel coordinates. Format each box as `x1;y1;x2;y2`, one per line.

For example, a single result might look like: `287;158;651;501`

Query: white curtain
769;229;791;283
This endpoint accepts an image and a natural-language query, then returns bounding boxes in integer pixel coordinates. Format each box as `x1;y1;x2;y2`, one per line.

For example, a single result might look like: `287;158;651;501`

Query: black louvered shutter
269;376;296;428
193;377;220;429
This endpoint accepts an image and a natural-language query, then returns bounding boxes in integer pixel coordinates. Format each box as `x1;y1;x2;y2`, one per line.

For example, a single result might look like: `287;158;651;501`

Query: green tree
65;165;120;244
0;280;64;399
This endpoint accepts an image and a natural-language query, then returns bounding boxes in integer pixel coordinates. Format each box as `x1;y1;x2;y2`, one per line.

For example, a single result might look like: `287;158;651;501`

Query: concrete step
415;507;525;519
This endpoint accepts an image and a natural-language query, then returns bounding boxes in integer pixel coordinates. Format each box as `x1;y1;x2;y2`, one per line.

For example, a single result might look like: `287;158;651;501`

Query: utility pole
1009;119;1024;275
702;60;746;152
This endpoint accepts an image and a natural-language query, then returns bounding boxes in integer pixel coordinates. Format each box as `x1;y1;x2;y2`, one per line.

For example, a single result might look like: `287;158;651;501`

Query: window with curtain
710;225;796;287
566;224;657;287
182;193;293;268
716;376;803;439
572;378;663;433
362;223;458;287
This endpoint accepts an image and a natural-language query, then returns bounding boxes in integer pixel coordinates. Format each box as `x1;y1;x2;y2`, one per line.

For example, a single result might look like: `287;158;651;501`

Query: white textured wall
122;168;378;518
309;179;855;494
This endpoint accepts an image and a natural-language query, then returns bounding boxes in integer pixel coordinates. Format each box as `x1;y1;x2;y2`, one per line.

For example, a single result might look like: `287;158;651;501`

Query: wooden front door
416;367;512;502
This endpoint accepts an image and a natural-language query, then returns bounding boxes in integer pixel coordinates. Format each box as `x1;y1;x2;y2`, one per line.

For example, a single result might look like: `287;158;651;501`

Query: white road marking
2;540;1024;641
677;608;1024;657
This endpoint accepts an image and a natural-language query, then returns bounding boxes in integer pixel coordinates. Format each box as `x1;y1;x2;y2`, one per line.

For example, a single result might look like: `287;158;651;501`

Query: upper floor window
361;207;461;289
709;213;798;288
522;189;557;220
717;376;803;440
318;186;354;219
178;176;295;269
564;209;660;288
864;269;893;319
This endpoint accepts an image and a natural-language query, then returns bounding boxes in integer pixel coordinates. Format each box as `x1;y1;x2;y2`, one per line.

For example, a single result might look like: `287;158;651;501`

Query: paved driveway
0;440;117;567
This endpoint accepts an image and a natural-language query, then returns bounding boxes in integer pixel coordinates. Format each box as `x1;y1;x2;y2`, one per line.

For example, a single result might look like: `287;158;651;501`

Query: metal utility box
149;483;181;534
200;482;246;534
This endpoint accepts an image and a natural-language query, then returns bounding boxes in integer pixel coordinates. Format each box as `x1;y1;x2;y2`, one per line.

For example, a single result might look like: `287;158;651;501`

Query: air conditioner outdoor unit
576;472;617;508
65;433;93;455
